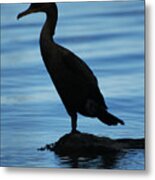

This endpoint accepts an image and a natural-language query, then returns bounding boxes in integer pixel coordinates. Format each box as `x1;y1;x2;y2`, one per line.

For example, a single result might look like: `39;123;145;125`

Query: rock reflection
57;151;125;169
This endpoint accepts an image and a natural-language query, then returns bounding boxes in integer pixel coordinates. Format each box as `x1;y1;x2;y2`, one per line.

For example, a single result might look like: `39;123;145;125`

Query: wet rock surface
38;132;145;156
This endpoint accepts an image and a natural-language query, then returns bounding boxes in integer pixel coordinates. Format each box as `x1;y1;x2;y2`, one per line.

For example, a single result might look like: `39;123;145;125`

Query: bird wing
58;45;98;86
57;45;107;109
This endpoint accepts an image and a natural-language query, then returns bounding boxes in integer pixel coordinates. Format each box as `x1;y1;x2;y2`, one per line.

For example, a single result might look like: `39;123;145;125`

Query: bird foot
70;129;81;134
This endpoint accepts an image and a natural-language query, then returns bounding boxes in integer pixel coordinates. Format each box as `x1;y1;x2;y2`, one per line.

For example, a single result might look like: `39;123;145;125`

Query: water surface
1;1;144;169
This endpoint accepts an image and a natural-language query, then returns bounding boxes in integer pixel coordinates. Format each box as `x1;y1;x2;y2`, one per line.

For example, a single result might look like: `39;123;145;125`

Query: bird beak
17;7;33;20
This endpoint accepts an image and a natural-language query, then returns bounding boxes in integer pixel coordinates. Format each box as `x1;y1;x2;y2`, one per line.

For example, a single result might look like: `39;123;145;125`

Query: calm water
1;1;144;169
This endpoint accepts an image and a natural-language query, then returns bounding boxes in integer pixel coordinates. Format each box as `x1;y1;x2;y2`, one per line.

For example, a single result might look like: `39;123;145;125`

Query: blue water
0;1;144;169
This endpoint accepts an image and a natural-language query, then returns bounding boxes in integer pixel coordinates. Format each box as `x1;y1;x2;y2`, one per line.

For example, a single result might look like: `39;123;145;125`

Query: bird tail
98;110;124;126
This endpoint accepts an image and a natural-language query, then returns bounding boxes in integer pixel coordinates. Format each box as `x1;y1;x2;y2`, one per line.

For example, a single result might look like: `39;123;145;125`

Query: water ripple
1;1;144;169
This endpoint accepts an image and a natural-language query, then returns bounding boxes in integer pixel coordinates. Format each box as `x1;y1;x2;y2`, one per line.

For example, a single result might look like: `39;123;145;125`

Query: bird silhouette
17;3;124;133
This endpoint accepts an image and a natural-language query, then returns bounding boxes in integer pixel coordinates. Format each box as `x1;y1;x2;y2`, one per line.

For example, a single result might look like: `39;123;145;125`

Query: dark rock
39;132;144;156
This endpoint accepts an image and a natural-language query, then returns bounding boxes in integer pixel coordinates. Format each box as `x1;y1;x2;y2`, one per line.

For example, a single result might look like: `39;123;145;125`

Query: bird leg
70;114;79;134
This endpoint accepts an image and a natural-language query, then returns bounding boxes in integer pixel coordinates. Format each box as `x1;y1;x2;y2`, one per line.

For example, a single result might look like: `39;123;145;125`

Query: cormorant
17;3;124;133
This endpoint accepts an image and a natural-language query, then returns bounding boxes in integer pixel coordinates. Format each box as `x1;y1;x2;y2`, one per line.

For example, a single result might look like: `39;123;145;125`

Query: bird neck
40;7;58;43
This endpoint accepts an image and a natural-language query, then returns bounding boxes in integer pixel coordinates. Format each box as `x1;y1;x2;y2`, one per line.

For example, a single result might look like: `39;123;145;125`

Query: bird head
17;3;56;19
